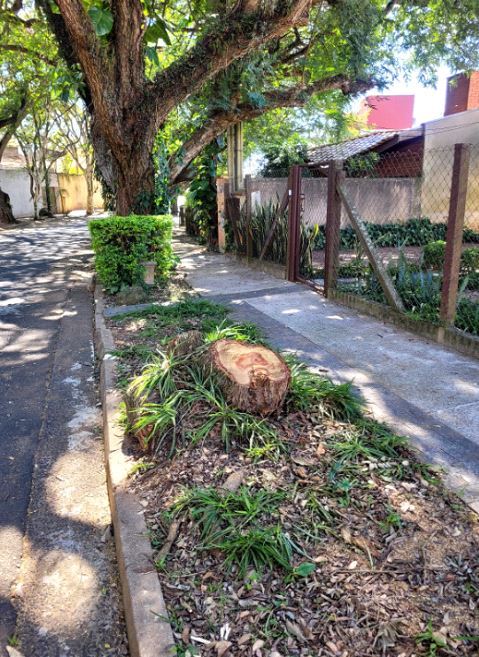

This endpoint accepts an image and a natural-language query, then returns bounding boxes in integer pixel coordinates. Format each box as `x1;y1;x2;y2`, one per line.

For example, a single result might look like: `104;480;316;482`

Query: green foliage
112;298;228;332
353;254;479;336
203;319;264;344
132;393;184;454
153;136;172;214
127;350;183;401
259;143;308;178
89;215;174;292
285;357;363;421
421;241;479;274
331;421;407;465
315;218;455;251
455;298;479;335
230;199;317;276
186;373;277;450
423;240;446;270
87;5;113;36
210;527;293;576
186;140;224;244
415;621;448;657
173;486;285;539
461;246;479;275
345;152;380;177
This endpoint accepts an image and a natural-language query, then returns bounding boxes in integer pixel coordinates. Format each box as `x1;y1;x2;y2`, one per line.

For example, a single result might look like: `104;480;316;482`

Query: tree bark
0;189;15;224
209;339;290;416
0;92;27;223
85;161;94;215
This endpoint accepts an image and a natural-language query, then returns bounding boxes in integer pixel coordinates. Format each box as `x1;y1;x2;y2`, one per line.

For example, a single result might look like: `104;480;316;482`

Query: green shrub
423;240;446;270
460;246;479;274
313;218;479;251
423;243;479;283
89;215;174;292
455;298;479;334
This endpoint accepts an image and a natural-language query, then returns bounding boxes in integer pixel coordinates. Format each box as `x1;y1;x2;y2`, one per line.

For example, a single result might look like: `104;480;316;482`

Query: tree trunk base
209;339;290;416
0;189;16;224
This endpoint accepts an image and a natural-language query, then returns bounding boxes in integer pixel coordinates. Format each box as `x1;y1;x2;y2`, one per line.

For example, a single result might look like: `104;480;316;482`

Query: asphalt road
0;219;93;650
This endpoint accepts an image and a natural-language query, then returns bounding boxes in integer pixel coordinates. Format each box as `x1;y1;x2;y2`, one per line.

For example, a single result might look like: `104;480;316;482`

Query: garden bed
106;296;479;657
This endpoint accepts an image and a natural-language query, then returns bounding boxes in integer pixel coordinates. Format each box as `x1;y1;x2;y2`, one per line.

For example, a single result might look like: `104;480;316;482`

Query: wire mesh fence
221;143;479;339
225;176;290;264
314;146;479;337
458;145;479;334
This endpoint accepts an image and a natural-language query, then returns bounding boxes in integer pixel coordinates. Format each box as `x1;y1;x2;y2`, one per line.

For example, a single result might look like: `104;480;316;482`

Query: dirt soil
106;292;479;657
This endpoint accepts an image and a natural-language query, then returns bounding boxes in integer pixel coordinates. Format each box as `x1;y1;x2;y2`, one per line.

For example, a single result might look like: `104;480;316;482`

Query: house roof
307;129;422;166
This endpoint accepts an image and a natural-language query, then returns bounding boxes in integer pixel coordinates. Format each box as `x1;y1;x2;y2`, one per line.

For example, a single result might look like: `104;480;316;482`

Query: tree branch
42;0;123;155
169;74;372;185
0;91;27;160
148;0;318;129
111;0;145;102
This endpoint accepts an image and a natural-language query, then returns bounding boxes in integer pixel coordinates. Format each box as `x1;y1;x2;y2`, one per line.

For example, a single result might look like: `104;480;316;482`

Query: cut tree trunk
0;189;16;224
209;339;290;416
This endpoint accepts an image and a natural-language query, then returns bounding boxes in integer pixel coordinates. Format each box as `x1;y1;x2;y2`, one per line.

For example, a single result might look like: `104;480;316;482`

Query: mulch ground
105;285;479;657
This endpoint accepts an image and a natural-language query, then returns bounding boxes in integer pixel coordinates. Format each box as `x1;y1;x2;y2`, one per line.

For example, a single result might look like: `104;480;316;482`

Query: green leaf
145;46;160;67
293;562;316;578
88;6;114;37
144;18;171;45
245;91;267;109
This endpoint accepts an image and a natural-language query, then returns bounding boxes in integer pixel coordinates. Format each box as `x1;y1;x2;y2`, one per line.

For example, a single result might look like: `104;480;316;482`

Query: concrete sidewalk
176;231;479;512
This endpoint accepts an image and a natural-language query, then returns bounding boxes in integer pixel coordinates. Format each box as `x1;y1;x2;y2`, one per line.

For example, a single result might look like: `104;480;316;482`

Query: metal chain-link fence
319;146;479;337
458;145;479;334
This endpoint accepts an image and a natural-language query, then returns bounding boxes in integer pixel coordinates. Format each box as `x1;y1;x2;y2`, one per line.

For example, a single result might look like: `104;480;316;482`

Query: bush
423;243;479;283
461;246;479;274
423;240;446;270
313;218;479;252
89;215;174;292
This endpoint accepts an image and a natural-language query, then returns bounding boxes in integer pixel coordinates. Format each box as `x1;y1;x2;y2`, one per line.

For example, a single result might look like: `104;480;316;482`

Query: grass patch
111;298;228;327
209;527;293;576
174;486;285;539
285;356;363;421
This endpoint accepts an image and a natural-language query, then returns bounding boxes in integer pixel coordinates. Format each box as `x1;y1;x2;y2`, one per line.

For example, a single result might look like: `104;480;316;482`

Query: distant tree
16;101;72;219
53;105;96;215
0;0;76;222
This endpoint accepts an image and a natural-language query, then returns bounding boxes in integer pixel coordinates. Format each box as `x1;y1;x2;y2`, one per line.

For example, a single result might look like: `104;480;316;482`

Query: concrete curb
93;282;175;657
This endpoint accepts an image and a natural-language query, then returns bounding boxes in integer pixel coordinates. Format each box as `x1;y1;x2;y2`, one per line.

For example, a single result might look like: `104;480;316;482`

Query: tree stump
209;339;290;416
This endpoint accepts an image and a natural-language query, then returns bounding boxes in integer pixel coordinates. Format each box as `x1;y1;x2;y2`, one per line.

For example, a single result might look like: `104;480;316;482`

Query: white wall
0;168;38;218
424;109;479;149
423;112;479;229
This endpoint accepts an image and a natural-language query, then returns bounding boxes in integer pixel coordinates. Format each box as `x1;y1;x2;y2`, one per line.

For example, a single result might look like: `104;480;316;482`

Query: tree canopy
2;0;479;214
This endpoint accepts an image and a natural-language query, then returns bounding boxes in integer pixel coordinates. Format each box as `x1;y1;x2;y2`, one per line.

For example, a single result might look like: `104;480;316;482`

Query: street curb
93;282;175;657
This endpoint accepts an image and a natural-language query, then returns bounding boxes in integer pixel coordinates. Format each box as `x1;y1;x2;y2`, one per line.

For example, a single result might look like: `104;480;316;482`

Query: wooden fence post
244;174;253;258
324;160;343;297
287;165;302;282
440;143;470;324
337;184;405;313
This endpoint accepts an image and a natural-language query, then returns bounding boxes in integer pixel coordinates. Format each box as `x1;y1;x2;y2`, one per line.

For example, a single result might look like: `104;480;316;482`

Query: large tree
7;0;479;214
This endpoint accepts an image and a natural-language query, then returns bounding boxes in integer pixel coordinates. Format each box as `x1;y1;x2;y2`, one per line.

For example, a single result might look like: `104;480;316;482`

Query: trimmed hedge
89;215;174;292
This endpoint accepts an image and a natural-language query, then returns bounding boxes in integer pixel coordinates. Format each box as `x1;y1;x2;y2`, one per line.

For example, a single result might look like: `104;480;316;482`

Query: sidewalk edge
93;281;175;657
